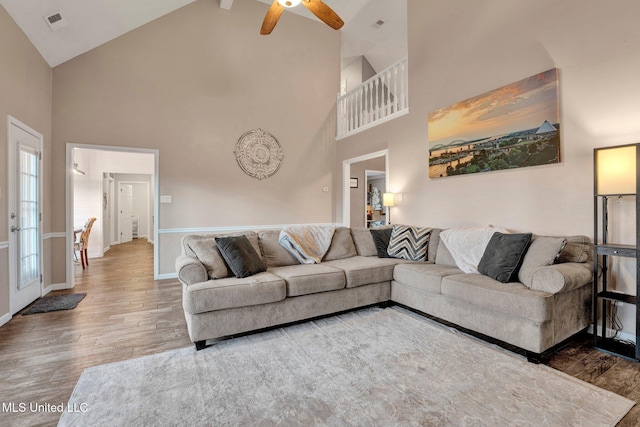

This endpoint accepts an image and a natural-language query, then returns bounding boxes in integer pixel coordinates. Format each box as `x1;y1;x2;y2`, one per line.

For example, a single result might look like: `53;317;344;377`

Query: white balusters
336;56;409;139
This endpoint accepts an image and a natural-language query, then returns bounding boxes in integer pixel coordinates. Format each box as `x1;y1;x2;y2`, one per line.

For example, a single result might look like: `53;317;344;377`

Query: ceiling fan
260;0;344;35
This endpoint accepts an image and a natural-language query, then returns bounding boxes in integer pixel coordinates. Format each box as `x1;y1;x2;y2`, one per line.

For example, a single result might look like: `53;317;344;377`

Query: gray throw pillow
518;236;567;288
215;236;267;278
370;228;393;258
478;232;532;283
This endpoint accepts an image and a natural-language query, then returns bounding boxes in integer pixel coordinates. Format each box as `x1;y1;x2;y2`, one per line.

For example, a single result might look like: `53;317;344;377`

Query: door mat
22;293;87;315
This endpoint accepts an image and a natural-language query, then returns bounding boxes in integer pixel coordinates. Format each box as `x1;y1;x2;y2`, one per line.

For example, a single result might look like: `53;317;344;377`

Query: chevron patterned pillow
387;225;432;261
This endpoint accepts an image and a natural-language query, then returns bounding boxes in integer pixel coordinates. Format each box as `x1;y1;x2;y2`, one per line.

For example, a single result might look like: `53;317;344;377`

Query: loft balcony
336;56;409;140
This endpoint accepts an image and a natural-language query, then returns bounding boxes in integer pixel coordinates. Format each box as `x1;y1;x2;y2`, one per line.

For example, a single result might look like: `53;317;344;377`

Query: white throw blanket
279;225;336;264
440;226;507;273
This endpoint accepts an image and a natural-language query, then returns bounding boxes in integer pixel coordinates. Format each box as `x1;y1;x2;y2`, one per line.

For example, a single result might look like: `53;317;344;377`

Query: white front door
119;183;133;243
8;117;43;314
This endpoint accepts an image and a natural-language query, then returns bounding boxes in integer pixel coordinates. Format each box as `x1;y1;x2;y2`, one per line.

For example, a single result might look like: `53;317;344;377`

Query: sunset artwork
428;68;560;178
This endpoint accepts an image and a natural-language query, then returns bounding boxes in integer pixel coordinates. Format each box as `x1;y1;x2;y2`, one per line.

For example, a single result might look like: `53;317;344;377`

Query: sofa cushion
323;256;397;288
478;232;532;283
387;225;431;261
184;232;262;279
435;238;457;267
257;230;300;268
441;274;554;323
350;227;378;257
518;236;566;288
182;272;286;315
269;264;346;297
393;263;463;294
557;235;591;263
370;227;393;258
215;235;267;278
427;228;443;262
323;227;358;261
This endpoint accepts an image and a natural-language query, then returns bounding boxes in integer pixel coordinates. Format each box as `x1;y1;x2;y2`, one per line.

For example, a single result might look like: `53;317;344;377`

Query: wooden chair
74;217;96;269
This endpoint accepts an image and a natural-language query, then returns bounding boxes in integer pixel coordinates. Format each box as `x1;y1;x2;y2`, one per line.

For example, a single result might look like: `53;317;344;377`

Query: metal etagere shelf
593;143;640;362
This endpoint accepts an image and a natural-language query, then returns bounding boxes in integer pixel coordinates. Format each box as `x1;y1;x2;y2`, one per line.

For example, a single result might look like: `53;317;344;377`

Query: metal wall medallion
234;129;284;180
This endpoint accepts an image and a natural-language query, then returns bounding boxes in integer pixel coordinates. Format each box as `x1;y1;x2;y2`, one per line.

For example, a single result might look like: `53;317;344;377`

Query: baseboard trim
158;273;178;280
0;312;12;327
589;324;636;344
43;283;72;294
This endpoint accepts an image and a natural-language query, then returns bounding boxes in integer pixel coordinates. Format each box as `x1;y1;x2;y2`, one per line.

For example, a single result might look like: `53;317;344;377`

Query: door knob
11;226;21;232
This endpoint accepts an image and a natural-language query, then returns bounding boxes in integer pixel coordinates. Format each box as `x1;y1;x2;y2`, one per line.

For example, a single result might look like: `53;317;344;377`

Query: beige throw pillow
518;236;566;288
187;238;231;279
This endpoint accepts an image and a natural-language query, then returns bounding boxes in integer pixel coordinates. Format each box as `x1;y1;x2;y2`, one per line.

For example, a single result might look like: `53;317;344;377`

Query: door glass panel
18;145;39;289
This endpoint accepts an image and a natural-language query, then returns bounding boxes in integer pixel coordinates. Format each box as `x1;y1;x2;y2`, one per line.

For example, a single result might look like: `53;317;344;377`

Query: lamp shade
595;145;637;195
382;193;395;207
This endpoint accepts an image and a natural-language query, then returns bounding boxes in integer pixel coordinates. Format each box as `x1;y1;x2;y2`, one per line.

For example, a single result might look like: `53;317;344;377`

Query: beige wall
341;56;377;93
0;5;53;318
51;0;341;276
336;0;640;335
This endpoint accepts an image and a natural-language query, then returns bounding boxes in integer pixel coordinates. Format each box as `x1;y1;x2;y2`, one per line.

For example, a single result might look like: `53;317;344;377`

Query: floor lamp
383;193;395;225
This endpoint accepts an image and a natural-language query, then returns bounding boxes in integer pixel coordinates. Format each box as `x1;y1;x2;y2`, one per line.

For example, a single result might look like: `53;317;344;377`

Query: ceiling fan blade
301;0;344;30
260;1;285;35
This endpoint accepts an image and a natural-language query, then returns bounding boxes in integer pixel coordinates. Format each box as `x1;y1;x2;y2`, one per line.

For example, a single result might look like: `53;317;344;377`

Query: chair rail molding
44;232;66;240
158;223;340;235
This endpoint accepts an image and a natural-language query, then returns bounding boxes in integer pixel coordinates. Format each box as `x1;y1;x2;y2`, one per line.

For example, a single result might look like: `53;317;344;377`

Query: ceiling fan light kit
277;0;302;7
261;0;344;35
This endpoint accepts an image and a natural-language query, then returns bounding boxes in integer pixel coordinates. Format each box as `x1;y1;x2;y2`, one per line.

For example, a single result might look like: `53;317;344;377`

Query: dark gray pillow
215;236;267;278
370;228;393;258
478;232;532;283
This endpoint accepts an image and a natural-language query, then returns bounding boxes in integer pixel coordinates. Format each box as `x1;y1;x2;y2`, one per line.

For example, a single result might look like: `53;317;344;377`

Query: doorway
7;116;43;314
342;150;389;227
365;170;387;228
66;144;159;286
119;183;134;244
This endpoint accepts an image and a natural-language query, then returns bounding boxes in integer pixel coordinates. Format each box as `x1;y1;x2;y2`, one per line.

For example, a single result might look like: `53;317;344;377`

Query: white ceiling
0;0;406;71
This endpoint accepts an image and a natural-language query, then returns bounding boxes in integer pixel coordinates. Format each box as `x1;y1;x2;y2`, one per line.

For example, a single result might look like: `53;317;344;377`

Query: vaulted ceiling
0;0;405;71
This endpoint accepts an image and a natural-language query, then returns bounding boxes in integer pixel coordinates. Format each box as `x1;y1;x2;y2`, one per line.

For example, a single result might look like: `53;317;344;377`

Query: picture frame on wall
350;178;358;188
428;68;561;178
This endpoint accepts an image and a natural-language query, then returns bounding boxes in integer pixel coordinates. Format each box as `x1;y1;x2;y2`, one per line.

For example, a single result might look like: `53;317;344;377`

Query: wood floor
0;239;638;426
0;239;191;427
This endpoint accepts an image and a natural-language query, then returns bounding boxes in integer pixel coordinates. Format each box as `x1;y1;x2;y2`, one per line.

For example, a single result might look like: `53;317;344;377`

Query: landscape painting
428;68;560;178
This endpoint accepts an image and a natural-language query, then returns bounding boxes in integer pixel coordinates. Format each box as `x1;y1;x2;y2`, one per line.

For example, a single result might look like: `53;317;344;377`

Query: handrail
336;56;409;140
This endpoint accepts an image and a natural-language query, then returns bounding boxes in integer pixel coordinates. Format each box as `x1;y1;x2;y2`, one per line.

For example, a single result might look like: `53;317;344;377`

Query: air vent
44;11;68;32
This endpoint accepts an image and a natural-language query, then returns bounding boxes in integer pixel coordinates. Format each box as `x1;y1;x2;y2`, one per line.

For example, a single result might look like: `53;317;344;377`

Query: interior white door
119;183;133;243
8;118;43;314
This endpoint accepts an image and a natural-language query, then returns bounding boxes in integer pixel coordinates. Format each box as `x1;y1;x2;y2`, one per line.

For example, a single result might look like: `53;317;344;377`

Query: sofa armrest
176;255;208;286
529;262;593;294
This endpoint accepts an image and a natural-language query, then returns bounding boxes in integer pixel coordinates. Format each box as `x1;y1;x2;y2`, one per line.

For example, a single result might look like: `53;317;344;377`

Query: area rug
59;307;634;426
22;293;86;315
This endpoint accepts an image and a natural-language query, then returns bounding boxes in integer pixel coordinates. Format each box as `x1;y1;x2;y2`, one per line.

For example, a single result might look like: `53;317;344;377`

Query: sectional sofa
175;225;593;363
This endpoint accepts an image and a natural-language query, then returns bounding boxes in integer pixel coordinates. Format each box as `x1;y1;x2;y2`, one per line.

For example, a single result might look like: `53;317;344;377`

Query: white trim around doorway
65;143;160;287
342;149;389;227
